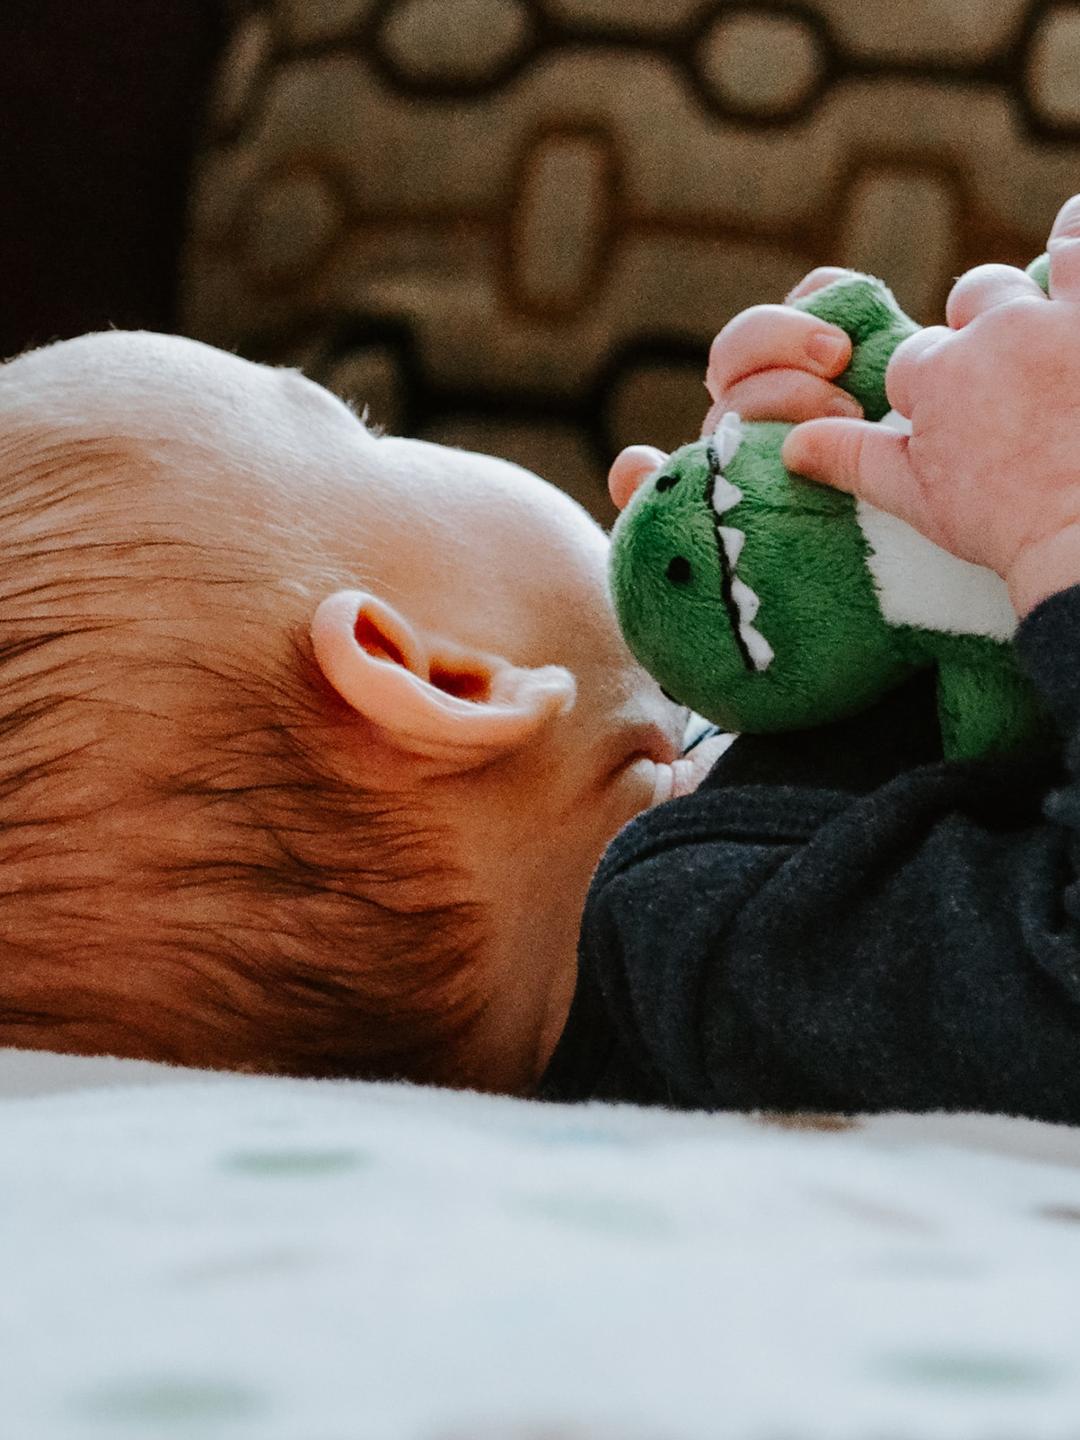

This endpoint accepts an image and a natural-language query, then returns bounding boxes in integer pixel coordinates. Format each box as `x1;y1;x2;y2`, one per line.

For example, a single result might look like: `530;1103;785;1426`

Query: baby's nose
608;445;670;511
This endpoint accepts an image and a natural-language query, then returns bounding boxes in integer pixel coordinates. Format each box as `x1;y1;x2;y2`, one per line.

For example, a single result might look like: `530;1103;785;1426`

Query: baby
7;193;1080;1116
0;324;725;1093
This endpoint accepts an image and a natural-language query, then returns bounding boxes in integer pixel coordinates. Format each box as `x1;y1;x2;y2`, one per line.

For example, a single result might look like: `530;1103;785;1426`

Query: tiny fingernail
828;395;863;417
806;332;848;368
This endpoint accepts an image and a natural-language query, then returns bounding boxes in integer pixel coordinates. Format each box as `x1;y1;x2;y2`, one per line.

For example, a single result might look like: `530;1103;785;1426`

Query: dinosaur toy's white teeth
717;523;745;566
713;410;744;467
709;412;745;516
710;421;774;673
716;526;775;672
711;475;742;516
731;575;759;622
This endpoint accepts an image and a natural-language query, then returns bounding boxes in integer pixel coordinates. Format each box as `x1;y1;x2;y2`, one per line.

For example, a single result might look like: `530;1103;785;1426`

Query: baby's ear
310;590;576;771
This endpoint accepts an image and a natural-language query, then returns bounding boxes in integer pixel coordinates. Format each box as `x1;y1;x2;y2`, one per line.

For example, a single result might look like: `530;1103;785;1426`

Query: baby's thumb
782;417;921;527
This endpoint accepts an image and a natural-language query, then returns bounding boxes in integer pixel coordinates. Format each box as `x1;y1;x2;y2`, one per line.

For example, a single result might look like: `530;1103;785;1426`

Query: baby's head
0;332;708;1092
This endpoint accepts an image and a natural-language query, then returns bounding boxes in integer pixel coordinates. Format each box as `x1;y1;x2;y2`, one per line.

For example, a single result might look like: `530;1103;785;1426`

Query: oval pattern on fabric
513;129;613;315
379;0;532;85
698;10;824;117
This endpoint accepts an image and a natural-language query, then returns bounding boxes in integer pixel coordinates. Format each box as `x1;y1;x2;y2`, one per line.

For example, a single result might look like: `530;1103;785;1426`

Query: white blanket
4;1048;1080;1439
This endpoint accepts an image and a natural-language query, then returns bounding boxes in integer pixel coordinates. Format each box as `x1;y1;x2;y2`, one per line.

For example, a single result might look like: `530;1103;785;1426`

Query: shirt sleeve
559;585;1080;1121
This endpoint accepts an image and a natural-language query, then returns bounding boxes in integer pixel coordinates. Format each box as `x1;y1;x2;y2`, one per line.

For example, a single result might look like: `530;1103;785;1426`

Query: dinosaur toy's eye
666;556;692;585
655;471;680;493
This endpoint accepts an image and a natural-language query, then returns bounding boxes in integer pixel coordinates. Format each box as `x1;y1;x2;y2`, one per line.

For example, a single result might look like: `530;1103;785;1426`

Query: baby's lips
671;733;736;796
608;445;669;511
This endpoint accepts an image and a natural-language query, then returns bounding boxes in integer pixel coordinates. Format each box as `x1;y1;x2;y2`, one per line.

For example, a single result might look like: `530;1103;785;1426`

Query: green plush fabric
790;274;919;421
609;274;1052;759
1027;252;1051;293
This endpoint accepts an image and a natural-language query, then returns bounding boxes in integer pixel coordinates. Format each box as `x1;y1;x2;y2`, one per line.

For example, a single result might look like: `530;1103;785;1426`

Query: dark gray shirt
541;585;1080;1120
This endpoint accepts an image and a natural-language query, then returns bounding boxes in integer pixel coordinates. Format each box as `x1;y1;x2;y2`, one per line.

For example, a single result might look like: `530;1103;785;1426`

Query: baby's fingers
703;370;862;432
782;418;930;538
706;305;853;403
785;266;858;302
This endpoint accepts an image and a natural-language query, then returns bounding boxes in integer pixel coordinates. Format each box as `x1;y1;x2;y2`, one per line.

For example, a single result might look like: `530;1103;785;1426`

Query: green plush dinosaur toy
609;269;1054;760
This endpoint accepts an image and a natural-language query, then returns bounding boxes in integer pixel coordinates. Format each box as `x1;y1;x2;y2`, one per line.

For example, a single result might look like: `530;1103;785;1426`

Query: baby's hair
0;424;491;1086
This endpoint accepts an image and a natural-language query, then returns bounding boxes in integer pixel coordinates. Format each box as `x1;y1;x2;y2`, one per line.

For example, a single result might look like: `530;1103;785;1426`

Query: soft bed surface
4;1052;1080;1439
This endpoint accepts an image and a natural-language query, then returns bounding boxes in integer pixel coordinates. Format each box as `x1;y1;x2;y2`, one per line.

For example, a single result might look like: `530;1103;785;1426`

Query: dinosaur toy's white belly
854;412;1018;643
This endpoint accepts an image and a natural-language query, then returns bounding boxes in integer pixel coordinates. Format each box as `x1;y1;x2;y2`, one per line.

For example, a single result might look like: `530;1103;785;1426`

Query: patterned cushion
182;0;1080;522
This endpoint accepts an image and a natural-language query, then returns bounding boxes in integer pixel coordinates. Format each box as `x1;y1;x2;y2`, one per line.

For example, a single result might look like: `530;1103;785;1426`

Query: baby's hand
608;268;863;511
783;196;1080;618
701;267;865;435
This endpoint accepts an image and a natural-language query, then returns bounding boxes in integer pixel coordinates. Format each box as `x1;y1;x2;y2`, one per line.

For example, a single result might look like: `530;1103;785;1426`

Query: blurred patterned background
182;0;1080;518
